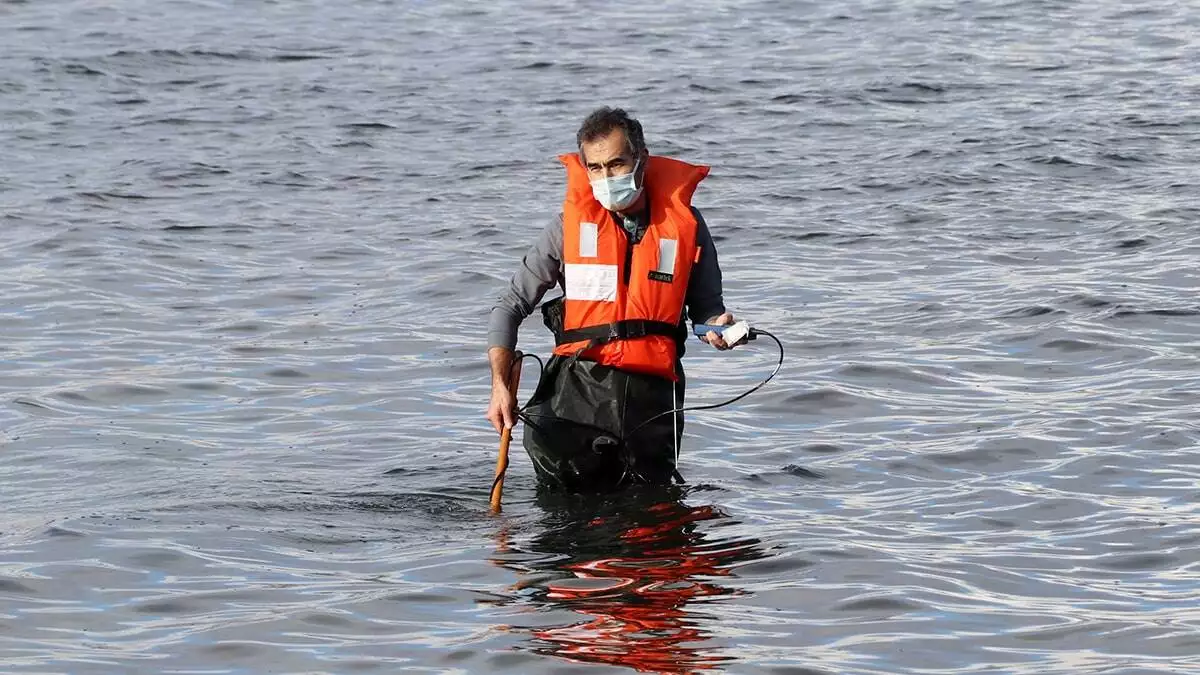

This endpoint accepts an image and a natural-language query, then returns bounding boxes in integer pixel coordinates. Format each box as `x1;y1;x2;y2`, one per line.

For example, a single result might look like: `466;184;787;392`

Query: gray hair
576;107;646;158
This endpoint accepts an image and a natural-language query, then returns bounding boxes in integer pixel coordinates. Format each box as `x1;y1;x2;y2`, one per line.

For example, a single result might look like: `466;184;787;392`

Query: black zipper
618;196;649;287
622;229;633;287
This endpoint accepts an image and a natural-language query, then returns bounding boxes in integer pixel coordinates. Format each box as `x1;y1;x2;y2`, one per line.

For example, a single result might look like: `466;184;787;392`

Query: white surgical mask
590;160;643;211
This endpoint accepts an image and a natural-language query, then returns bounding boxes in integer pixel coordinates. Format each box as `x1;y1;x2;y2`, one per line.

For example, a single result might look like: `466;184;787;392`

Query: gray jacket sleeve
685;207;726;325
487;216;564;350
486;208;726;350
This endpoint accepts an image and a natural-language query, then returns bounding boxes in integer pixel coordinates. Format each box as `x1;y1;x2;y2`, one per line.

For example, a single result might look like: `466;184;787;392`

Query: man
486;107;738;492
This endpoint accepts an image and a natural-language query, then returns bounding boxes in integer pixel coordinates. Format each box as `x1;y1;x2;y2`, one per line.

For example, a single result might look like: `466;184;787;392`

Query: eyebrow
585;156;630;171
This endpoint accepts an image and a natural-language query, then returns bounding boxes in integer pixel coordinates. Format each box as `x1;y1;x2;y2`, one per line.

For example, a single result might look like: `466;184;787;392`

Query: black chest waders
520;297;688;492
512;299;785;495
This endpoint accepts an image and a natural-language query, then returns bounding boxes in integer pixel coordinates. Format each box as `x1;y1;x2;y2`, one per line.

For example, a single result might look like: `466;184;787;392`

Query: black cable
513;352;544;411
496;329;783;490
516;409;618;438
624;328;784;438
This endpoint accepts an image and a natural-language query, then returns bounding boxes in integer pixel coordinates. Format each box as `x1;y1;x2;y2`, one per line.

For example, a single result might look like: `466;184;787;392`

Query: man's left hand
702;312;738;350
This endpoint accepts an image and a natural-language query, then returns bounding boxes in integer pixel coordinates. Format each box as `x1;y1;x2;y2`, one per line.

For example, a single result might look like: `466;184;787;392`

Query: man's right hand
486;383;517;435
486;346;518;435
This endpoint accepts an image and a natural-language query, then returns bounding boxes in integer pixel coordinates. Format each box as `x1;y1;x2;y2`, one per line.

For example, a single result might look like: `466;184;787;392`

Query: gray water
3;0;1199;673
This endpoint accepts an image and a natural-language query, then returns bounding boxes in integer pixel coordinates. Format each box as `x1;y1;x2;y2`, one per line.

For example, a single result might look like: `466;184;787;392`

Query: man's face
580;127;641;181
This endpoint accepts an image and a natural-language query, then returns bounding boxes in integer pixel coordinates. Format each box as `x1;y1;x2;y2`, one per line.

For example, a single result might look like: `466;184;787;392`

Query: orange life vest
552;153;709;381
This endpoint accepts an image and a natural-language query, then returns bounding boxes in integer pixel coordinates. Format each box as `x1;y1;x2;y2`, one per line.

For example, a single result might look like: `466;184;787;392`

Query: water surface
2;0;1199;673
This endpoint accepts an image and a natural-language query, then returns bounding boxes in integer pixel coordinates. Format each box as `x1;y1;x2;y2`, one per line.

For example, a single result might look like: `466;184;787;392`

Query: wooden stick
489;351;522;514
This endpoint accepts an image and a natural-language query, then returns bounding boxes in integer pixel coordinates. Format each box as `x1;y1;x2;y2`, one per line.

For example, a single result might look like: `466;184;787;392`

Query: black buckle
622;321;647;339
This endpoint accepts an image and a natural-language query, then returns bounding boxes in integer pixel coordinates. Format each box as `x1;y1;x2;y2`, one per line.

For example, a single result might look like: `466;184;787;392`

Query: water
3;0;1199;672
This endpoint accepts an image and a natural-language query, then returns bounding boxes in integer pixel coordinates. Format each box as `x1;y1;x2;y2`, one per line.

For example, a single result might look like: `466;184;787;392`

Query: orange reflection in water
490;490;765;674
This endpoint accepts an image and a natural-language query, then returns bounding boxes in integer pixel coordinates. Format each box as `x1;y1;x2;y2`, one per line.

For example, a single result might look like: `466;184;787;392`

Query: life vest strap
555;319;680;347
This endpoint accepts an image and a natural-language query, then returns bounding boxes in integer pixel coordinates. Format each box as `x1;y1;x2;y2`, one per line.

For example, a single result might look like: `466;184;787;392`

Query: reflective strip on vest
579;221;599;258
656;238;677;275
564;263;617;302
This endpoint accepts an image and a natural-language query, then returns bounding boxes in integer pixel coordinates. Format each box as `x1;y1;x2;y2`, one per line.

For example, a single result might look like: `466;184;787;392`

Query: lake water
2;0;1199;673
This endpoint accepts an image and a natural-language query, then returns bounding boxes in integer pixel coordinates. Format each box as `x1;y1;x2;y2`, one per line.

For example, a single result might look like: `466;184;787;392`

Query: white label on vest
565;263;617;302
656;238;678;275
579;222;599;258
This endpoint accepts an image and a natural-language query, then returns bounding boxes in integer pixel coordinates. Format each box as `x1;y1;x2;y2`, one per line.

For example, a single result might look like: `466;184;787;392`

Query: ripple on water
3;0;1200;672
